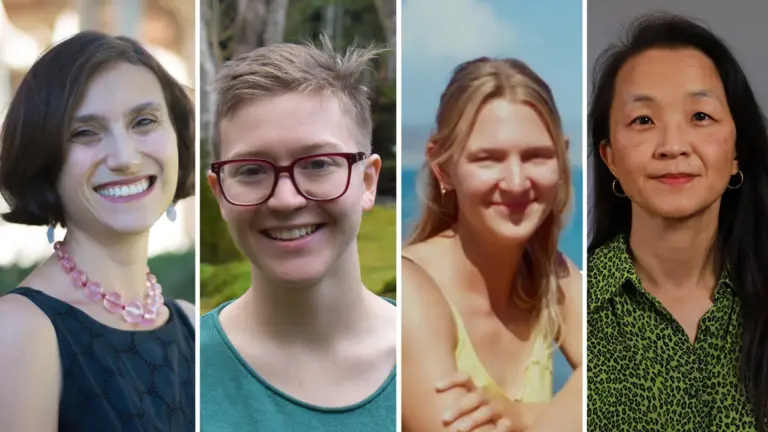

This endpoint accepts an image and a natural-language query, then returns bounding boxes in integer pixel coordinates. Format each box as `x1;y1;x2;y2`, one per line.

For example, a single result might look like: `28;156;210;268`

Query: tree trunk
372;0;396;80
263;0;289;46
232;0;287;56
200;0;220;161
233;0;266;56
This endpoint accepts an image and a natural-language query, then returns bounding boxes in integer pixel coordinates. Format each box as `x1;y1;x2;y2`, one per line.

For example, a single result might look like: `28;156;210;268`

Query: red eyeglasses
210;152;367;206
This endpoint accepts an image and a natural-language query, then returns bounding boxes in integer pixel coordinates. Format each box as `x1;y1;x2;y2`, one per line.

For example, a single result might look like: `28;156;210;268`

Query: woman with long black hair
588;14;768;431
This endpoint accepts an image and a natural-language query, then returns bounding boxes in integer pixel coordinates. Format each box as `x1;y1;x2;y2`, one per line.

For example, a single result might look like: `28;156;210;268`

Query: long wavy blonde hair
407;57;572;343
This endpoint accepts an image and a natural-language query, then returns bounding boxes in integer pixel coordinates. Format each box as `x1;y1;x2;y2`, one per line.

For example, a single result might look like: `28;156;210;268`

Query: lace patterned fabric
7;287;195;432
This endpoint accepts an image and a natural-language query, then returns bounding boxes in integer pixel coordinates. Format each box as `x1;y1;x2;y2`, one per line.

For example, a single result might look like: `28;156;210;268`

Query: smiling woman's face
446;97;561;243
601;47;739;219
57;62;179;236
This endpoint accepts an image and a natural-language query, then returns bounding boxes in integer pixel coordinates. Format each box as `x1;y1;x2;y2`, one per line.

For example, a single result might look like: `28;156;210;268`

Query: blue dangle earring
47;221;56;245
166;203;177;222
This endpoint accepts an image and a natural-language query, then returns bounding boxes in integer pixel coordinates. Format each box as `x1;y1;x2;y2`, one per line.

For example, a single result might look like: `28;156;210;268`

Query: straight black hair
588;14;768;430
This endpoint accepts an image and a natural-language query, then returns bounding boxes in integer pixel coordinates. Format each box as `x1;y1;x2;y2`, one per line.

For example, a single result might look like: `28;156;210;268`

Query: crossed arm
402;257;583;432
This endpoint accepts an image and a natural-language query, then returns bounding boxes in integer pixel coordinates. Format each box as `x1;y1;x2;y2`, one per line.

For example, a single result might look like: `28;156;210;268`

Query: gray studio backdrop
587;0;768;242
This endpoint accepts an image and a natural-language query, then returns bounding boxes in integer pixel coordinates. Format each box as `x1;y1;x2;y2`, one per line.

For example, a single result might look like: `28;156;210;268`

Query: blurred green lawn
200;204;397;314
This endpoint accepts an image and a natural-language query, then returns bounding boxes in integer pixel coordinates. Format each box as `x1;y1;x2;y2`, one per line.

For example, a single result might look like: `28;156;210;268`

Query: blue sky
402;0;583;168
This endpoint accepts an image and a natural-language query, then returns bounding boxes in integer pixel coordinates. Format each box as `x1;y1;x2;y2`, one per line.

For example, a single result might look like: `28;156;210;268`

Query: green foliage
285;0;386;49
200;172;243;265
199;261;252;312
380;276;396;300
200;204;396;313
0;250;195;303
0;265;33;295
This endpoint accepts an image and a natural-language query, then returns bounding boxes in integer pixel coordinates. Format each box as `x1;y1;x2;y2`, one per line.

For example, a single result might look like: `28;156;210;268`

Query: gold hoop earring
727;170;744;189
612;180;627;197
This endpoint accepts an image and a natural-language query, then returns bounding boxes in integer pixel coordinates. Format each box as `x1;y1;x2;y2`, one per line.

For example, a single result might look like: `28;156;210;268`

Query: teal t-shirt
200;297;397;431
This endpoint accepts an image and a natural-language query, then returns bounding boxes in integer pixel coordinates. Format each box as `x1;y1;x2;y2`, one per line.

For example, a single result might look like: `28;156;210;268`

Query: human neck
58;227;151;301
629;204;720;294
452;218;526;312
238;242;372;347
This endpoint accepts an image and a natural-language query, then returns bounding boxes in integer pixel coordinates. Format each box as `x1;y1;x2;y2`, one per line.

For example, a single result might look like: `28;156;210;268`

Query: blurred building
0;0;196;267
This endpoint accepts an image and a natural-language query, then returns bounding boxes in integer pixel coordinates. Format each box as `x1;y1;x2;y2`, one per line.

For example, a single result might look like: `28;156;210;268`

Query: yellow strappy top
446;301;554;403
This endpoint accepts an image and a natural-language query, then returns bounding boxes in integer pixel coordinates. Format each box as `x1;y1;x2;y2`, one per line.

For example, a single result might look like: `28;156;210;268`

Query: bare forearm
527;367;582;432
490;368;582;432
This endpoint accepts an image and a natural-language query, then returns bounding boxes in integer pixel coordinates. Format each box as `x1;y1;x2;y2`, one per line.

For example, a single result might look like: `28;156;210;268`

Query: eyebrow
628;90;717;104
227;141;346;160
72;101;163;125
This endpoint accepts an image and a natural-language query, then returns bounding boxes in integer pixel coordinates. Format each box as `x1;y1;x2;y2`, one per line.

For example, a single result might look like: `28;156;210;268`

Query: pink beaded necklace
54;241;164;326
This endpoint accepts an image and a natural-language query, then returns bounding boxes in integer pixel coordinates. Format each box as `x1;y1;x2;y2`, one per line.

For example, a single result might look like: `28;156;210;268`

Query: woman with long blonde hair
402;57;582;431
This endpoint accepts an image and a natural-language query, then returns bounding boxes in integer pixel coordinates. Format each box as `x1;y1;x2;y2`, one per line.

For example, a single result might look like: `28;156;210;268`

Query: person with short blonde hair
200;36;397;431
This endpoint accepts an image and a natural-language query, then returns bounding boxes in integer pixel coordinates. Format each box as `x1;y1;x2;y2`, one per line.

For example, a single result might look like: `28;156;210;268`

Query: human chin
485;203;546;241
643;194;715;219
247;228;338;286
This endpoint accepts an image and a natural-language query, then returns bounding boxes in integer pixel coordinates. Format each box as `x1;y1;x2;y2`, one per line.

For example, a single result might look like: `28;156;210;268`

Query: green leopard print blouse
587;235;757;431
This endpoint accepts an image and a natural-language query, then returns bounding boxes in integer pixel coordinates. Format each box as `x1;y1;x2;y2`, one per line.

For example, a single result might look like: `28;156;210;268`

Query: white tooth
267;225;318;240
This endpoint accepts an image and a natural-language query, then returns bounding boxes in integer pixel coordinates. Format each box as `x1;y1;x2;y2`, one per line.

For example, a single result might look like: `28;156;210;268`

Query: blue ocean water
401;166;584;393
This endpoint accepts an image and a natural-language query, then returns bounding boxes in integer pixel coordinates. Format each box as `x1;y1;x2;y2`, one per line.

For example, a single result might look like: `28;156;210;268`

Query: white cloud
403;0;512;63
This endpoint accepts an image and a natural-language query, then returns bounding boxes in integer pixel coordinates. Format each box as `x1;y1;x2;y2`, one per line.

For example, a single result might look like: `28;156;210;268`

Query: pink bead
103;291;123;314
147;274;157;284
55;249;67;259
59;257;76;273
53;241;63;251
122;300;145;324
147;282;162;295
84;282;104;302
140;308;158;326
145;293;164;311
69;269;87;288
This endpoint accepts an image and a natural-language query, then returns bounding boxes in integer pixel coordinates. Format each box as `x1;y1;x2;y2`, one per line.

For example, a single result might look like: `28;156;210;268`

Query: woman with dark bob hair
588;14;768;431
0;32;195;431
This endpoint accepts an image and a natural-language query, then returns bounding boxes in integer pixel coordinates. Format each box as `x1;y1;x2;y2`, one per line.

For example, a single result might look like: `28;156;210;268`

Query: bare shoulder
554;253;583;367
175;299;197;329
401;254;456;348
556;252;583;302
401;251;472;431
0;293;61;429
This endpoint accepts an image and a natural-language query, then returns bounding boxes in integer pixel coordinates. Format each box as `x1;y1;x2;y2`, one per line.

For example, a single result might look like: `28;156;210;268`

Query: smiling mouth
654;174;696;185
94;176;156;198
261;224;324;241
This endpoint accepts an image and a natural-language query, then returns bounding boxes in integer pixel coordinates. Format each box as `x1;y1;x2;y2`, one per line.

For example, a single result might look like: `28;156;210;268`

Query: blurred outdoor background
199;0;397;313
0;0;195;303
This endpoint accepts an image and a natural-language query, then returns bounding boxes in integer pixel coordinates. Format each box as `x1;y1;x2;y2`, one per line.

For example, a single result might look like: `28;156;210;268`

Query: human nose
265;172;307;211
105;130;141;172
653;121;692;159
498;157;527;192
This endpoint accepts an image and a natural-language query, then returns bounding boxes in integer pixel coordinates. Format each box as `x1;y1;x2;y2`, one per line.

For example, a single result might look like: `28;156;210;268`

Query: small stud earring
47;221;56;244
166;203;177;222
